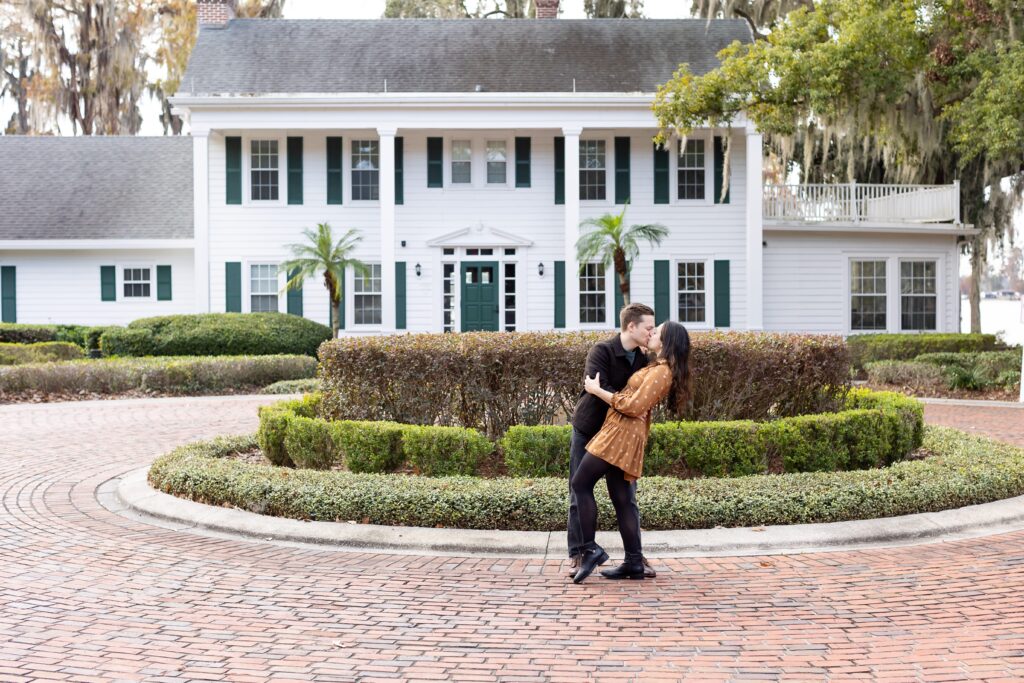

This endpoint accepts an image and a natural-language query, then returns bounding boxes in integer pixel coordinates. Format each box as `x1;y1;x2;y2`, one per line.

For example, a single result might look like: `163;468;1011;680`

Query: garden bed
148;426;1024;531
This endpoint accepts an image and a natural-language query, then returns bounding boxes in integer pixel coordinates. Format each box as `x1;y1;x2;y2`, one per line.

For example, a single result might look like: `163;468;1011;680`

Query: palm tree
280;223;369;339
575;201;668;307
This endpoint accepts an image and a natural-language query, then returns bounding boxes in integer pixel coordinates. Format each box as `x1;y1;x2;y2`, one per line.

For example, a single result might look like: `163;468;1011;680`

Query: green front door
461;261;499;331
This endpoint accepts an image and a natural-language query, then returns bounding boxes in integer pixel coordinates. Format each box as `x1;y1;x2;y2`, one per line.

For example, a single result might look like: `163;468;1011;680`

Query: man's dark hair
619;302;655;331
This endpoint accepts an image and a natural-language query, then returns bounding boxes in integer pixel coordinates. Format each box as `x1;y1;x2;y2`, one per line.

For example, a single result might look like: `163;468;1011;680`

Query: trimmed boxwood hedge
847;332;1007;370
0;341;85;365
501;389;922;478
257;388;922;479
257;394;492;475
0;354;316;397
148;426;1024;531
100;313;332;358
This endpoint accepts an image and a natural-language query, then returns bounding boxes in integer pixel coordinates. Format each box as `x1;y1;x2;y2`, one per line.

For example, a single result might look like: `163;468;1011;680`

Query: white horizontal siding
0;249;194;326
205;128;750;332
763;232;960;334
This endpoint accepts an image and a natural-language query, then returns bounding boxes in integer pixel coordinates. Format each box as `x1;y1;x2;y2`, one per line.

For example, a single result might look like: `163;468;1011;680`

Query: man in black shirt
567;302;657;578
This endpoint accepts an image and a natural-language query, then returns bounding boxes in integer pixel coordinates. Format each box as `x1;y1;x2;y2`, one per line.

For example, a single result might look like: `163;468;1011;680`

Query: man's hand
584;372;601;395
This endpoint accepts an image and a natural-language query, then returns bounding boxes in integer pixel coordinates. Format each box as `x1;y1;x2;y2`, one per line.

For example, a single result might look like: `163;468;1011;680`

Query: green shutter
515;137;531;188
714;136;730;204
395;136;404;205
287;137;303;205
614;136;630;204
613;262;629;321
156;265;172;301
225;136;242;205
653;260;670;324
287;268;303;316
427;137;443;188
554;261;566;328
1;266;16;323
653;143;669;205
395;262;407;330
714;259;731;327
100;265;116;302
225;262;242;312
326;136;343;205
554;137;565;205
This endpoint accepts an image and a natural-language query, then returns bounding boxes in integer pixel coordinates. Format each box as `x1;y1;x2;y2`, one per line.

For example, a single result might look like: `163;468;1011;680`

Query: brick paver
924;402;1024;448
1;395;1024;681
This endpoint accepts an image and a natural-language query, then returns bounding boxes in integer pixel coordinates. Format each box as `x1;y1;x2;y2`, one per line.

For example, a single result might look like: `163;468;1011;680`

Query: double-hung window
123;267;151;298
580;140;606;200
851;260;887;331
677;262;706;323
351;140;379;200
354;264;382;325
900;260;937;331
579;262;607;324
250;264;278;312
486;140;507;184
452;140;472;184
250;140;279;201
677;139;706;200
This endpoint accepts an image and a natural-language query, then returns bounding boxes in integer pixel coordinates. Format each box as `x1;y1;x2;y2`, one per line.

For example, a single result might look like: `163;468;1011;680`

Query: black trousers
566;427;641;558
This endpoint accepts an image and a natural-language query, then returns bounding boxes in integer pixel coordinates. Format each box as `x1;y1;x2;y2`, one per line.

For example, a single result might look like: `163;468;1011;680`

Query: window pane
899;260;937;331
354;264;382;325
452;140;471;184
579;140;606;200
122;267;152;298
351;140;379;200
250;140;279;201
677;139;705;200
579;262;606;324
486;141;507;184
677;261;706;323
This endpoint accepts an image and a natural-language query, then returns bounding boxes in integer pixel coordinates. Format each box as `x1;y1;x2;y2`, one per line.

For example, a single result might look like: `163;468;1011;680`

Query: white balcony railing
763;181;960;225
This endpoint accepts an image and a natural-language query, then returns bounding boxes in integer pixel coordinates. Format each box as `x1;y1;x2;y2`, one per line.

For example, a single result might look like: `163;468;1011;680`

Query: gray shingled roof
0;136;193;240
180;19;752;95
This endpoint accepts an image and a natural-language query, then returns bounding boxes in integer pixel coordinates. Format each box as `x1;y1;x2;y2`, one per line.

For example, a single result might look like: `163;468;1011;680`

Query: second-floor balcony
762;182;974;233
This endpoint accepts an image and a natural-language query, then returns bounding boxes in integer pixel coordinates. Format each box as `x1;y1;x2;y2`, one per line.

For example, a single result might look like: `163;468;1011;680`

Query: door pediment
426;224;533;248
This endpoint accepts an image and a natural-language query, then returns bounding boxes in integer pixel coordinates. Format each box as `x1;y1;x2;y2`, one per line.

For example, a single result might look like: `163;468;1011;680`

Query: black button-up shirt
570;334;649;439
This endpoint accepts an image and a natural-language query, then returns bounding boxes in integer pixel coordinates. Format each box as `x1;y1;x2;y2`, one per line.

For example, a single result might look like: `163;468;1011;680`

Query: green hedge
848;333;1007;370
0;323;99;347
148;426;1024;531
501;389;922;478
319;330;852;436
100;313;332;358
0;341;85;365
257;395;492;475
867;349;1022;392
0;354;316;397
261;378;321;394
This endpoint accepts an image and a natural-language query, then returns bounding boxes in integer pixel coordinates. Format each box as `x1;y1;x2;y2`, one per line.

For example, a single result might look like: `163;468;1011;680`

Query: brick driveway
2;396;1024;682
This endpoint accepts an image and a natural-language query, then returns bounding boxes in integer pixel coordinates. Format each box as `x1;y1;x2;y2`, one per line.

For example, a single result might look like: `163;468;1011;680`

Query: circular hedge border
147;426;1024;531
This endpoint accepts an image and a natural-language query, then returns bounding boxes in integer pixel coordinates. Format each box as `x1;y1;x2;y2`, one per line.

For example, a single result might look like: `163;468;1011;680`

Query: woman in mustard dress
571;320;692;583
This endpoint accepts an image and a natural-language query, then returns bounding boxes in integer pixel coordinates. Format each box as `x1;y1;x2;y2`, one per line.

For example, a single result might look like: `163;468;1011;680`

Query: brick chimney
197;0;235;28
536;0;559;19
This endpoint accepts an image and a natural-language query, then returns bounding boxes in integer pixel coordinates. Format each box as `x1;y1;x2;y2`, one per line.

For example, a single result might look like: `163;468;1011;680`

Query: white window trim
349;262;383;328
118;263;156;302
243;261;285;314
846;257;890;334
897;256;943;333
578;261;612;330
841;254;945;334
442;134;516;190
440;259;459;332
671;132;713;206
242;136;287;206
579;136;613;205
671;257;714;329
349;138;382;204
500;257;520;332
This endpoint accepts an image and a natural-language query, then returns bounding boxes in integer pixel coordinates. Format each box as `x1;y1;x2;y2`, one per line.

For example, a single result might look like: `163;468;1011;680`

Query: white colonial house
0;0;977;336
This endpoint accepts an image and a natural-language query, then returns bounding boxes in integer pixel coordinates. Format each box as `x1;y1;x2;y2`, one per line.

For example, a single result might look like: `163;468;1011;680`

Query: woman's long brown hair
658;320;692;416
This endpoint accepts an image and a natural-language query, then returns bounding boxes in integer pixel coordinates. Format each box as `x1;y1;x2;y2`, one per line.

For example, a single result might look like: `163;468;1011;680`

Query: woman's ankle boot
572;545;609;584
600;555;645;580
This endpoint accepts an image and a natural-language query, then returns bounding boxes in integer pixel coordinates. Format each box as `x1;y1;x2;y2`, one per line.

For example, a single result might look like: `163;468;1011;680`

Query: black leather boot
600;556;645;580
572;546;609;584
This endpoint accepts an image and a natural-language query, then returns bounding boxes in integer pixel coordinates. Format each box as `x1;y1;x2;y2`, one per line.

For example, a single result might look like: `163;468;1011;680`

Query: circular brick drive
2;396;1024;681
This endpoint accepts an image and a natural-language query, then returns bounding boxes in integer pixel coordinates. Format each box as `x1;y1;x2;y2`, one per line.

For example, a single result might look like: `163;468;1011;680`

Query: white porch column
563;126;582;330
745;129;764;330
192;129;211;313
378;128;397;332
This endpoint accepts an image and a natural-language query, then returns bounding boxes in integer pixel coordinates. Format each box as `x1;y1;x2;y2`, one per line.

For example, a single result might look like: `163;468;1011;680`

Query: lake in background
960;298;1024;347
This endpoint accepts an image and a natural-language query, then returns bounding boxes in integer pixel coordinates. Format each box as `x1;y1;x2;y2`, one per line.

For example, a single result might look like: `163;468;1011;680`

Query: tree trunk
969;234;985;334
613;248;630;305
331;300;340;339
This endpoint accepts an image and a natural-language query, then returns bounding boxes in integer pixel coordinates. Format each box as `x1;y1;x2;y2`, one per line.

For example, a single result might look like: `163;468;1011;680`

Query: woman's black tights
569;452;642;559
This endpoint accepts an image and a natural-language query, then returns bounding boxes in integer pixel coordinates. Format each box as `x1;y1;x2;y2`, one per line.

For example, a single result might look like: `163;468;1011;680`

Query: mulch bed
865;383;1020;402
